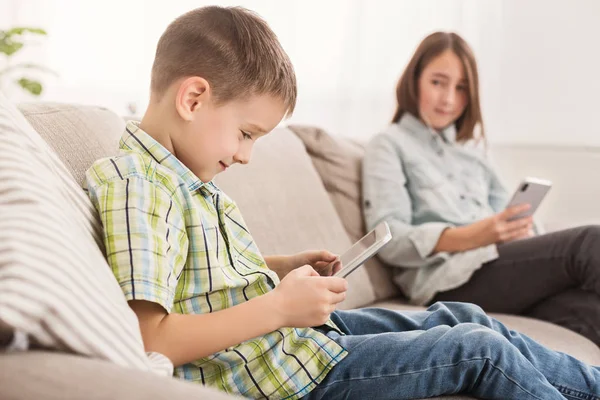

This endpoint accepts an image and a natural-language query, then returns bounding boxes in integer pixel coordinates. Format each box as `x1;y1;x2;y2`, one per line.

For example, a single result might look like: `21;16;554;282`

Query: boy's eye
240;130;252;140
431;79;441;86
457;85;467;91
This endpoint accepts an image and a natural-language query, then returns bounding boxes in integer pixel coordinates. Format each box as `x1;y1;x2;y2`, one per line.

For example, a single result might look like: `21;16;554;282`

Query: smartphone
331;221;392;278
506;177;552;221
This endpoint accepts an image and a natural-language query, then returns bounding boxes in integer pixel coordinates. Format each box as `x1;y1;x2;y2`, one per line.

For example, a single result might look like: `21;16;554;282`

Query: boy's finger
297;264;319;276
320;276;348;293
331;260;342;275
330;291;346;304
315;262;333;276
307;249;337;261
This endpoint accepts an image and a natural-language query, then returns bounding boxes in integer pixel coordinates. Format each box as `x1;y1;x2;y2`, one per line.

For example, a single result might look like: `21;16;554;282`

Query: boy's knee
428;301;489;324
451;324;511;358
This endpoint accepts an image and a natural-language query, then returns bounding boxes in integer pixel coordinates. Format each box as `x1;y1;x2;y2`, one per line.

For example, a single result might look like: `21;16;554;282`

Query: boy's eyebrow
245;123;268;134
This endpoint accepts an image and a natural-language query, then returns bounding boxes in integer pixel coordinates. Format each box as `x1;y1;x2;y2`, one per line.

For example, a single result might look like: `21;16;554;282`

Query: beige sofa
1;102;598;400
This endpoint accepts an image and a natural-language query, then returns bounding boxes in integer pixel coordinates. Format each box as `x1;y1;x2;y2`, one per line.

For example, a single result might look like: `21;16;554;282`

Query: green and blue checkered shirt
84;122;347;399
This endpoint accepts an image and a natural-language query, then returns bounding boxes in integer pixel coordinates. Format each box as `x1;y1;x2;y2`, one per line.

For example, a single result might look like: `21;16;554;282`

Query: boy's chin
199;173;217;183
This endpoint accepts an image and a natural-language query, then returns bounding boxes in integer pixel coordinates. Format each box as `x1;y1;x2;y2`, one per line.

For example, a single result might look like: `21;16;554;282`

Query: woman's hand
434;204;534;253
469;204;534;246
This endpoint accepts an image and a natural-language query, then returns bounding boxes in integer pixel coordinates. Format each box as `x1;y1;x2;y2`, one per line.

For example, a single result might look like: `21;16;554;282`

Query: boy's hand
291;250;341;276
268;265;347;328
265;250;341;279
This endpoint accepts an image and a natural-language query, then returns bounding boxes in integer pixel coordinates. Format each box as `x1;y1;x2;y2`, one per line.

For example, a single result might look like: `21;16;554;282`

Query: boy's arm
131;266;347;367
130;295;281;367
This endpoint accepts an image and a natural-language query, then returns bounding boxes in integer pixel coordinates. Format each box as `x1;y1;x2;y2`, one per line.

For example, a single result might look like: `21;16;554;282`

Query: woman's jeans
303;303;599;400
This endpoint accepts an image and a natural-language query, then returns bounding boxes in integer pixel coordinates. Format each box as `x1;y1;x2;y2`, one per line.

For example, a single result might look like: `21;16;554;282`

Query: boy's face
173;86;287;183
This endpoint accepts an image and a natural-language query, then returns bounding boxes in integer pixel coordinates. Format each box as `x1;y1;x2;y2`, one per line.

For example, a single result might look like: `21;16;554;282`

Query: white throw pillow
0;93;171;375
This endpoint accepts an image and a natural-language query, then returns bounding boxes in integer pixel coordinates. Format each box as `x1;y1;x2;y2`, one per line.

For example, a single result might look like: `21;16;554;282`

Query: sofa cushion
290;125;402;301
0;94;170;374
18;102;124;186
0;351;241;400
215;127;377;309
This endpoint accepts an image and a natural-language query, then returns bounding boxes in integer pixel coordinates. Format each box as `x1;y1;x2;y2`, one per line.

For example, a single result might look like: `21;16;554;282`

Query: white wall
0;0;497;133
493;144;600;232
486;0;600;147
1;0;600;148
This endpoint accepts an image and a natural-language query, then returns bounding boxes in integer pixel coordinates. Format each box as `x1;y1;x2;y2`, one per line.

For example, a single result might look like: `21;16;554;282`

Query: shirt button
447;173;454;180
460;195;465;200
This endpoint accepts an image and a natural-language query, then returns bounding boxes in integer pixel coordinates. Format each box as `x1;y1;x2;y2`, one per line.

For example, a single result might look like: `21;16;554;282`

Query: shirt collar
119;121;220;196
398;112;457;144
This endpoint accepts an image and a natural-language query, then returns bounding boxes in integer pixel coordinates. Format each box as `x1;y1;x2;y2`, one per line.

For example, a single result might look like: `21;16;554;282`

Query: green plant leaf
6;27;47;36
0;41;24;56
16;78;43;96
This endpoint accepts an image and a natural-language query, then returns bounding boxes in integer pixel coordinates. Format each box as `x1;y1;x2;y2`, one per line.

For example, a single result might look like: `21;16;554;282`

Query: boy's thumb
297;264;319;276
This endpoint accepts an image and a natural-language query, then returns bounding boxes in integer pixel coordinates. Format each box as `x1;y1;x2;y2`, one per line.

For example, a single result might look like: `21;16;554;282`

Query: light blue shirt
362;113;509;304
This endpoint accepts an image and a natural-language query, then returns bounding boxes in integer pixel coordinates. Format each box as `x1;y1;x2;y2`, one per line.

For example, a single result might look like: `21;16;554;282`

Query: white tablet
506;177;552;221
332;221;392;278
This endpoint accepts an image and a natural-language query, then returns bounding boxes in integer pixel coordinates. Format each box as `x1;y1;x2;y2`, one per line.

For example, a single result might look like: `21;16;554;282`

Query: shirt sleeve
362;134;453;269
86;175;189;313
488;168;510;213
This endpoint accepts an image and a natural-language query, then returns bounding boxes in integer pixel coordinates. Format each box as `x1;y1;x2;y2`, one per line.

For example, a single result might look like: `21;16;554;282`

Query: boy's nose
233;151;251;165
233;142;254;165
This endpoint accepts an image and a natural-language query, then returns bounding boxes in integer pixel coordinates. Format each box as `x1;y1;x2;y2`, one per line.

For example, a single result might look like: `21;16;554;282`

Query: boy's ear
175;77;211;122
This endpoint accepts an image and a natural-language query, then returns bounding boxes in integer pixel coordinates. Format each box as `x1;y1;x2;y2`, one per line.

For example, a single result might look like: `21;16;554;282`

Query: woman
362;31;600;346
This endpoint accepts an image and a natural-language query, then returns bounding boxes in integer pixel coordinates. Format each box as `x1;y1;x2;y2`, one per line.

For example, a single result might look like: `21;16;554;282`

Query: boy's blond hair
151;6;297;115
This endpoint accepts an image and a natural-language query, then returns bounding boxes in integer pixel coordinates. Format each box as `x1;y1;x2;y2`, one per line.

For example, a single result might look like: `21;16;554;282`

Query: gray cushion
18;102;124;186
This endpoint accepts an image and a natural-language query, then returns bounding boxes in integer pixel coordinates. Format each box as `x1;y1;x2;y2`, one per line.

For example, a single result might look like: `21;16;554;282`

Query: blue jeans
303;302;600;400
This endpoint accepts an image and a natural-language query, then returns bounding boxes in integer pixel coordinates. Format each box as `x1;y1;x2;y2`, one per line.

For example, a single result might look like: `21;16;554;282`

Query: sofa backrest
19;102;377;309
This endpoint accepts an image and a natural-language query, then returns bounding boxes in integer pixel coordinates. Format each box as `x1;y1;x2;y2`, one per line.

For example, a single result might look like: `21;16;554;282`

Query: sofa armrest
0;351;241;400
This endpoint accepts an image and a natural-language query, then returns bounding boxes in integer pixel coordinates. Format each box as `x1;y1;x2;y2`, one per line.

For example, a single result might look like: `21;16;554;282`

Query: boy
85;6;600;400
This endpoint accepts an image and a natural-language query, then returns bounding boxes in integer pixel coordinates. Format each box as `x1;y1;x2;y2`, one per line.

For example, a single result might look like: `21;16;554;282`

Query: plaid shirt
84;122;347;399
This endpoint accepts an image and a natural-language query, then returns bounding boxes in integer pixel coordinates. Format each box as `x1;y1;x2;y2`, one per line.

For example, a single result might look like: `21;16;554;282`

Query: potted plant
0;27;55;97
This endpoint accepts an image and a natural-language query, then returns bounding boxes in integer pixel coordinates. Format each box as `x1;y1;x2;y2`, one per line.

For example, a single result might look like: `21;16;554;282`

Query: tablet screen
339;230;377;268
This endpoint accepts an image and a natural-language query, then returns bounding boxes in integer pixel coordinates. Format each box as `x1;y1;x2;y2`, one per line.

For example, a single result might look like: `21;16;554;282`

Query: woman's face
418;49;469;131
